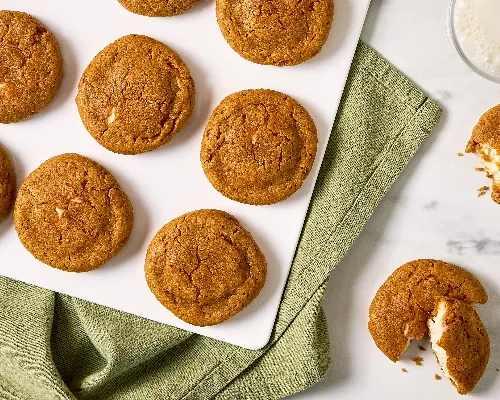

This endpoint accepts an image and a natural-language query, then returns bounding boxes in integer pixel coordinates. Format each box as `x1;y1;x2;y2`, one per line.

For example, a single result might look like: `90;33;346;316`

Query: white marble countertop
292;0;500;399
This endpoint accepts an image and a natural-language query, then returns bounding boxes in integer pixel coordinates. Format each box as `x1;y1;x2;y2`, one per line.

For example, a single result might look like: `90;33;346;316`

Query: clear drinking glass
447;0;500;84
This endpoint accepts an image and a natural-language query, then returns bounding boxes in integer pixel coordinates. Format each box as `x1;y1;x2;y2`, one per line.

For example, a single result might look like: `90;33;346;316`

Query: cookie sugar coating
0;144;15;220
368;259;487;362
429;297;490;395
14;154;134;272
117;0;201;16
145;209;267;326
0;11;63;123
216;0;334;66
201;89;317;205
465;104;500;203
76;34;195;155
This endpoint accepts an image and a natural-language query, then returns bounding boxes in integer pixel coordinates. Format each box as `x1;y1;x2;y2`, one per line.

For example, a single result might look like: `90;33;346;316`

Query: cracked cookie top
201;89;317;205
368;259;487;362
0;143;15;220
145;209;267;326
76;34;195;155
117;0;201;17
0;11;63;123
14;153;134;272
216;0;334;66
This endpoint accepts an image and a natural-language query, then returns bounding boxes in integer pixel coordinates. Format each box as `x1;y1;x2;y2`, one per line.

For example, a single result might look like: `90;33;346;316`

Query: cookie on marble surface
0;144;15;220
14;154;133;272
145;209;267;326
201;89;317;205
117;0;201;16
465;104;500;203
76;34;195;155
429;297;490;395
368;259;487;362
0;11;63;123
216;0;334;66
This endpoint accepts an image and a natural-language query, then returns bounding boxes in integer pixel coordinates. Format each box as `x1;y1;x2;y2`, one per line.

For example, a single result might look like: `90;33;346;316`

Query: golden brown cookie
368;259;487;362
0;144;15;220
76;34;195;155
216;0;335;66
145;209;267;326
117;0;201;16
0;11;63;123
201;89;317;205
429;297;490;395
465;104;500;203
14;154;133;272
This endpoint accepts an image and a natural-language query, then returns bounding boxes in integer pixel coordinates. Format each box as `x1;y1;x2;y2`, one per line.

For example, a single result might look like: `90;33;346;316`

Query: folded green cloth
0;42;441;400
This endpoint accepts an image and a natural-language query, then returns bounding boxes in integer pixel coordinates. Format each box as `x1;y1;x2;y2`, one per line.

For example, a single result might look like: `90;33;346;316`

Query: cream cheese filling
428;301;454;384
476;144;500;184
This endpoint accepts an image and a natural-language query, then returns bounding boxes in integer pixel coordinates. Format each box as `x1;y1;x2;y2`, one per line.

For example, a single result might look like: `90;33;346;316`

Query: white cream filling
476;144;500;184
429;301;455;384
403;324;415;347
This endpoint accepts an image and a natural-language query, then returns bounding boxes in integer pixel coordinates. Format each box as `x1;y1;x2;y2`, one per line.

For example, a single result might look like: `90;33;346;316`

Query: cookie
14;154;133;272
0;144;15;220
145;209;267;326
429;297;490;395
76;34;195;155
368;259;487;362
201;89;317;205
0;11;63;123
465;104;500;203
117;0;201;16
216;0;334;66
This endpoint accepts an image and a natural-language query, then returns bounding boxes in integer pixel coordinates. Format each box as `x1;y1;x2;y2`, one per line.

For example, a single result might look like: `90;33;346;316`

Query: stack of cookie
0;2;335;326
369;259;490;395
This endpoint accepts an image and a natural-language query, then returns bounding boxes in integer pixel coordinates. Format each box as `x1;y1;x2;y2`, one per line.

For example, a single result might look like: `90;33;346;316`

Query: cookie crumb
457;152;464;156
402;368;408;373
412;357;423;366
435;374;442;380
475;167;485;171
478;186;489;197
418;345;426;351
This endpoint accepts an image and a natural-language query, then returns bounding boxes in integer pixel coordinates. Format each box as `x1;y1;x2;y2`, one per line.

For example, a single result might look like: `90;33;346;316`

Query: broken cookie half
429;297;490;395
466;104;500;203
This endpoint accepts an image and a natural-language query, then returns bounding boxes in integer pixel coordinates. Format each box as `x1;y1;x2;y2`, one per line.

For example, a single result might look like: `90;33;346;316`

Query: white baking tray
0;0;371;349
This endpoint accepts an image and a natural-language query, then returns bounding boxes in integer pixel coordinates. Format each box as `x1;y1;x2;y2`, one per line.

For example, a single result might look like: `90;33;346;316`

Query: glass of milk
448;0;500;83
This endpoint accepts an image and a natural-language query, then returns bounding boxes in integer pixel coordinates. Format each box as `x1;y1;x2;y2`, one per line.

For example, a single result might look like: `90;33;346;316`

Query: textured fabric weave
0;43;442;400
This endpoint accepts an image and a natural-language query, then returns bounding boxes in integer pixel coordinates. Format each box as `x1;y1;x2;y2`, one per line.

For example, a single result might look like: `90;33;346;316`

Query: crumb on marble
475;167;485;171
418;345;426;351
412;357;423;366
435;374;442;380
478;186;489;197
402;368;408;373
457;152;464;157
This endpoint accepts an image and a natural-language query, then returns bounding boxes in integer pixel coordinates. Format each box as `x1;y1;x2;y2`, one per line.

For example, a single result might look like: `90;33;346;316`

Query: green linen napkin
0;42;441;400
